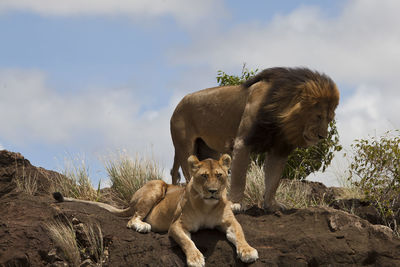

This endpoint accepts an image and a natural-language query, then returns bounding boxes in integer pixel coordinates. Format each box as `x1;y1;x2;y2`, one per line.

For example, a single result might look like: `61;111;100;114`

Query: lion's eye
216;173;222;178
201;173;208;179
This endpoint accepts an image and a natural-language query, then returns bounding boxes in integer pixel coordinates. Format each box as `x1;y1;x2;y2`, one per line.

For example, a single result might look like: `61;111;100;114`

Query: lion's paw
127;220;151;233
237;246;258;263
231;203;242;214
264;199;287;212
186;249;205;267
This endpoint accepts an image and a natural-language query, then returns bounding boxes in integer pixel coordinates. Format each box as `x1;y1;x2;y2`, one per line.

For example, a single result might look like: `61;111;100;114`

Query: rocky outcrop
1;150;399;266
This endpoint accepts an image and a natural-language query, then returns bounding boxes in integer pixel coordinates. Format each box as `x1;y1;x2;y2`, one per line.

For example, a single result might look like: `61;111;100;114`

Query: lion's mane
243;67;339;155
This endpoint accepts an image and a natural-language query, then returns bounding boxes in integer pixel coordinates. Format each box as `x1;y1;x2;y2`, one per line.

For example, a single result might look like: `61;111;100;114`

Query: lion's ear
219;154;231;170
188;155;200;174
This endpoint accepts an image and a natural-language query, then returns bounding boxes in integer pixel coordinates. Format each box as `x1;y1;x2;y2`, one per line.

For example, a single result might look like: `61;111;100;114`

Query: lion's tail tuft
53;192;64;202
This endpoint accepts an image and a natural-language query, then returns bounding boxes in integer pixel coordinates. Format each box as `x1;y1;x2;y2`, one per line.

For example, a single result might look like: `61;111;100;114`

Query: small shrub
105;152;163;205
282;120;342;180
216;64;258;86
348;131;400;235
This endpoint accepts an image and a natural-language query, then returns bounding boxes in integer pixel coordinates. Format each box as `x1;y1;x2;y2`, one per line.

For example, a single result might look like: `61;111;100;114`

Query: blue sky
0;0;399;186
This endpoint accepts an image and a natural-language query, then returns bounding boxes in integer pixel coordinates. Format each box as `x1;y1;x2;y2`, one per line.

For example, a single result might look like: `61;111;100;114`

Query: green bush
348;131;400;234
216;65;341;180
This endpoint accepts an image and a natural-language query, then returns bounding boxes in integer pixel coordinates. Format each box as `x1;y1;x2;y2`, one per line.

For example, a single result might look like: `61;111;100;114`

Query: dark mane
243;67;337;155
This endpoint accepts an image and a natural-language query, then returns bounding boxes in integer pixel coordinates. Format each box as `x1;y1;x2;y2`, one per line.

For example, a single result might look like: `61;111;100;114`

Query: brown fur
54;155;258;267
170;67;339;212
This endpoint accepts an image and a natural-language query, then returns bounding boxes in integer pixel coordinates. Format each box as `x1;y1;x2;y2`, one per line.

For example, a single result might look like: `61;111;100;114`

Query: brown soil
1;150;400;266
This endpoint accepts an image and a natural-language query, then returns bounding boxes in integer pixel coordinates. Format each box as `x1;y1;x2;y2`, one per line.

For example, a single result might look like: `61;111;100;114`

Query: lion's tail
52;192;133;217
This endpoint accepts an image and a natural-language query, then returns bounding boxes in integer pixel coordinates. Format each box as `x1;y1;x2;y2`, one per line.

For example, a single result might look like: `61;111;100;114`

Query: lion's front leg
221;217;258;263
168;221;205;267
263;153;288;212
230;139;251;213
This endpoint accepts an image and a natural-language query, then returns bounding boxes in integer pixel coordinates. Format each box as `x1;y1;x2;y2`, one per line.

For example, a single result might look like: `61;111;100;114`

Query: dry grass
242;161;265;207
241;161;329;209
50;156;100;201
47;219;106;266
15;167;38;196
277;179;329;208
47;220;80;267
104;152;163;205
81;223;104;264
335;175;364;200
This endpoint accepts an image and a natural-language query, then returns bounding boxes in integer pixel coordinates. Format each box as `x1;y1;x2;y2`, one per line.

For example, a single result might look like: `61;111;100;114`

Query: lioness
53;154;258;267
170;67;339;212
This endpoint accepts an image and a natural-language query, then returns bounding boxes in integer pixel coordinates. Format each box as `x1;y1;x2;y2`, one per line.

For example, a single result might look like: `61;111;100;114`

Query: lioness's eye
201;173;208;179
216;173;222;178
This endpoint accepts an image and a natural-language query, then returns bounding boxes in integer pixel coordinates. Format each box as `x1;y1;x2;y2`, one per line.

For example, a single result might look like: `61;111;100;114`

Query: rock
47;248;62;263
1;150;400;266
72;217;80;225
80;259;94;267
50;261;69;267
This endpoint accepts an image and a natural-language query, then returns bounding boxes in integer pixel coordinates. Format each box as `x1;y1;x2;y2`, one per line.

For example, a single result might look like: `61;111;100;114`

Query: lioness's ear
188;155;200;174
219;154;231;170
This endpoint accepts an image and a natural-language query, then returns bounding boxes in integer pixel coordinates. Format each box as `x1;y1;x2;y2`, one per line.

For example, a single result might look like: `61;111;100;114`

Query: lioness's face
187;154;231;204
302;101;337;146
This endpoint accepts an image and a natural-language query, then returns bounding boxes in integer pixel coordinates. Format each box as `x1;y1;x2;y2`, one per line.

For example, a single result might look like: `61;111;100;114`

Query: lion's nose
208;189;218;194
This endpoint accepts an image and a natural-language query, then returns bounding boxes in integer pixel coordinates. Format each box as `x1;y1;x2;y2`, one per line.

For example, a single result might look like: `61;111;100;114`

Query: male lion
170;67;339;212
53;154;258;267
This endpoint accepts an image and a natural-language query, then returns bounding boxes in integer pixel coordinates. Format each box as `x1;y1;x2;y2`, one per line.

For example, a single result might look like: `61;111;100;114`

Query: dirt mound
0;150;65;197
1;150;400;266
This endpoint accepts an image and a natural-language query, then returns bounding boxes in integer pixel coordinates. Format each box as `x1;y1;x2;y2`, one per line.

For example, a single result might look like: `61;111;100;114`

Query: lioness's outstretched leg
127;180;167;233
168;221;205;267
221;213;258;263
263;152;288;212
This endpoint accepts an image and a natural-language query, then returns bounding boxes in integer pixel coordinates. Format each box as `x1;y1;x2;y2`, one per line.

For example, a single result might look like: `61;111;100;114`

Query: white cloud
0;0;225;26
174;0;400;86
0;69;175;167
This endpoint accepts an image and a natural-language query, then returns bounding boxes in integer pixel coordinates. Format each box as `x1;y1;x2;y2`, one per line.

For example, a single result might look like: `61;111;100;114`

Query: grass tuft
15;167;38;196
47;220;80;267
82;223;104;263
241;161;329;209
50;156;100;201
105;152;163;205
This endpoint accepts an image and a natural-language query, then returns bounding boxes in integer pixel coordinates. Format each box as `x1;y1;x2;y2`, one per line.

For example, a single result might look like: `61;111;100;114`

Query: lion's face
187;154;231;204
301;100;337;147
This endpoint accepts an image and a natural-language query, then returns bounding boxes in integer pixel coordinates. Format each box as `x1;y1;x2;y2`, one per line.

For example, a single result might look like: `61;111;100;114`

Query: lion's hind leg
126;180;167;233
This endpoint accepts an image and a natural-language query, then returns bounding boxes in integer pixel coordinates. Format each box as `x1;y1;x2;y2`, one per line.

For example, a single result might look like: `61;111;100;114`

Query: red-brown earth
1;150;399;266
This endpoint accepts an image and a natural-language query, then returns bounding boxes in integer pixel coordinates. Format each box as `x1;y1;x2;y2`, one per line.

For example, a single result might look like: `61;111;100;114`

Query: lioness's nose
208;189;217;194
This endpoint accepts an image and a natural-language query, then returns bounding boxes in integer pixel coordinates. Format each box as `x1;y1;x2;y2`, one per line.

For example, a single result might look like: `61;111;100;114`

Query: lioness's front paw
186;249;205;267
126;220;151;233
237;246;258;263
